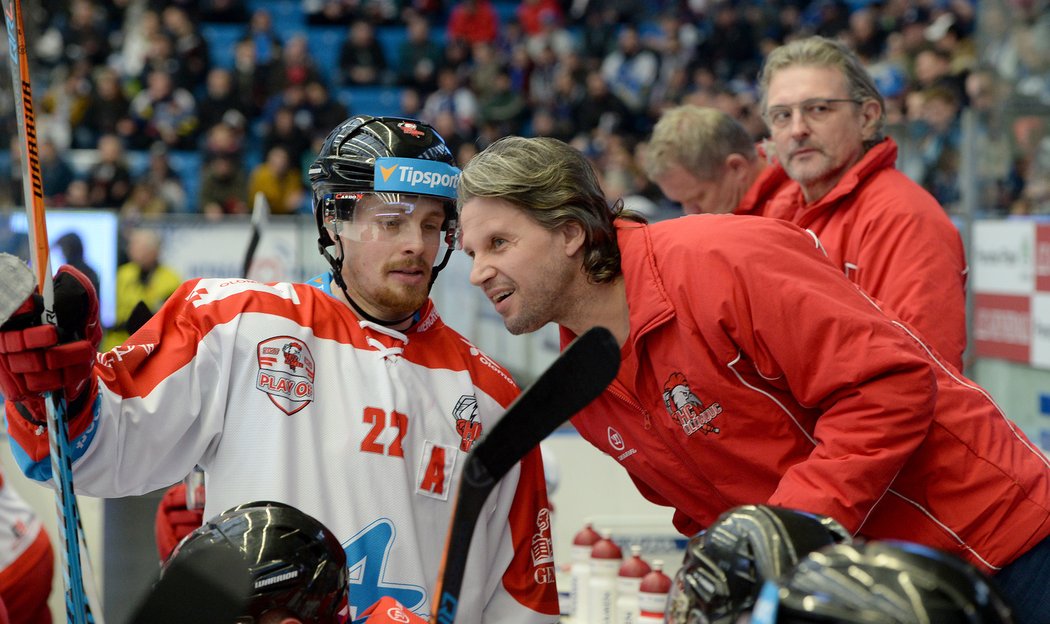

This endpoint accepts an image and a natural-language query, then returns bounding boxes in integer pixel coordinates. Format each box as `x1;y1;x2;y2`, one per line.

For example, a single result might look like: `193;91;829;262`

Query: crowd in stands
0;0;1048;221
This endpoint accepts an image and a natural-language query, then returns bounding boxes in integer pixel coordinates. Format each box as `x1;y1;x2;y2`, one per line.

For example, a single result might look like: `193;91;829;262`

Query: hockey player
0;115;559;623
162;500;349;624
0;465;53;624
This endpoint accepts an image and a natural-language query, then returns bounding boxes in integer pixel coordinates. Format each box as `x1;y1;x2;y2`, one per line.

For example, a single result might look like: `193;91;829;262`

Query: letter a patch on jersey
415;441;457;500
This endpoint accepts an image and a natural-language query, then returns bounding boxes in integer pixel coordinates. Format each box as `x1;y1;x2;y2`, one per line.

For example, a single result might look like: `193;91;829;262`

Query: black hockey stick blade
127;545;252;624
431;325;620;624
0;252;36;326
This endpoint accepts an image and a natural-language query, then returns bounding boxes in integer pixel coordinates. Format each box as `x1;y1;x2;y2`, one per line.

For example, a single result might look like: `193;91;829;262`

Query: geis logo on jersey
256;336;316;415
662;372;722;436
452;395;482;452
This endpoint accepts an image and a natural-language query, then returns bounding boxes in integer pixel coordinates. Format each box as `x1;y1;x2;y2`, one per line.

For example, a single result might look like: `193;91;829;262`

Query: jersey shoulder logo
662;372;722;436
256;336;316;415
452;395;481;452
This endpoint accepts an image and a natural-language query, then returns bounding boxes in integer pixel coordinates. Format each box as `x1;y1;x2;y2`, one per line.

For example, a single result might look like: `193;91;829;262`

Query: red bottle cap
639;560;672;594
618;546;651;578
572;523;601;546
590;534;623;560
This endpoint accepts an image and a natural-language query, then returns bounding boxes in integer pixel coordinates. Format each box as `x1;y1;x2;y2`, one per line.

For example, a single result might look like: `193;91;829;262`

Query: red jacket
735;143;791;217
563;216;1050;575
764;138;967;368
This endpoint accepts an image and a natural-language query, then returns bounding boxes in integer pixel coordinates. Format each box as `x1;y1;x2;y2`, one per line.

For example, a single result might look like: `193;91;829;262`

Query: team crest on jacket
662;372;722;436
453;395;482;451
256;336;316;415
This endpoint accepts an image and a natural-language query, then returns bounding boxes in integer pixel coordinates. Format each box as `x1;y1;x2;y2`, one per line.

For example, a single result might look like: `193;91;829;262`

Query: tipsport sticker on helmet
374;157;460;200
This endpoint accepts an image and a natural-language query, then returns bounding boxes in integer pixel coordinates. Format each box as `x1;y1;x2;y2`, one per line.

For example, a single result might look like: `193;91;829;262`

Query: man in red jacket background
759;36;968;371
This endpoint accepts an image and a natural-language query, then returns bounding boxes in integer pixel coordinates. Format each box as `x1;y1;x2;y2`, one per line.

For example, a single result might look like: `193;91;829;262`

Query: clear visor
322;191;459;250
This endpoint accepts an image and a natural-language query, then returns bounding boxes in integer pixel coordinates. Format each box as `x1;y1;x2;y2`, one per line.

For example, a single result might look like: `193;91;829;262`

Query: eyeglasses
763;98;861;129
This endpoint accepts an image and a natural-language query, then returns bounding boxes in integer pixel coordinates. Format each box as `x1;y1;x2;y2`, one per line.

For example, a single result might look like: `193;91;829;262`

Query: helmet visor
323;191;459;250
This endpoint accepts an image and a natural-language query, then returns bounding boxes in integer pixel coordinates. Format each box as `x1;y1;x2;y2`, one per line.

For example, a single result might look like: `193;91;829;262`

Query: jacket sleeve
851;181;968;369
7;278;226;497
693;219;940;533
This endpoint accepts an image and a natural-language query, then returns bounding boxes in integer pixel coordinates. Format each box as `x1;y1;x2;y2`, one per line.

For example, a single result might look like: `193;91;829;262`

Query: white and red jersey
0;467;42;572
6;274;560;623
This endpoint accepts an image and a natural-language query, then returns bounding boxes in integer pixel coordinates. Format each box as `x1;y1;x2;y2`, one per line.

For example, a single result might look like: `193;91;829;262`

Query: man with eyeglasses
643;105;791;217
759;36;968;372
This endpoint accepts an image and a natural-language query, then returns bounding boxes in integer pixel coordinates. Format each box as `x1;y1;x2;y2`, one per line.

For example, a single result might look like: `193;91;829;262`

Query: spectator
199;155;249;218
231;38;272;116
62;0;112;66
600;25;660;116
395;14;444;91
160;6;210;89
39;137;77;205
644;105;790;216
248;145;305;215
75;66;131;150
447;0;500;46
143;142;188;213
103;228;183;350
271;34;324;92
196;68;250;135
126;69;199;150
759;36;968;370
240;7;283;66
86;133;133;208
338;19;389;86
261;106;313;166
478;71;526;136
421;67;479;135
53;232;101;296
304;81;348;139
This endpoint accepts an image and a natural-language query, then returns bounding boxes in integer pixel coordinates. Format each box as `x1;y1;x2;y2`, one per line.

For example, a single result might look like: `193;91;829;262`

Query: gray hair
644;106;756;180
758;36;886;142
458;136;645;284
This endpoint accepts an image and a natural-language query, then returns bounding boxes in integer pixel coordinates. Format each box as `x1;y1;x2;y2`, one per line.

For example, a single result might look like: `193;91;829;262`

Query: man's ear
559;220;586;258
859;99;883;140
724;153;750;182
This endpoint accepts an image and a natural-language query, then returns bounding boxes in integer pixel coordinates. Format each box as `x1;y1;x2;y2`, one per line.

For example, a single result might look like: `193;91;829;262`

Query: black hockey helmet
750;540;1015;624
666;504;852;624
163;500;348;624
308;115;460;276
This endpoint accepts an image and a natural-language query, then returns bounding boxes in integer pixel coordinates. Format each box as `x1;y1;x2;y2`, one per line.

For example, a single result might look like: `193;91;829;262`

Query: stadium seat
335;86;405;118
200;23;244;70
306;25;347;85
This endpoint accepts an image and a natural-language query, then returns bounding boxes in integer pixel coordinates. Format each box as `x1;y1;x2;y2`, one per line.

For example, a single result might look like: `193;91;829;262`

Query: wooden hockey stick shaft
1;2;95;623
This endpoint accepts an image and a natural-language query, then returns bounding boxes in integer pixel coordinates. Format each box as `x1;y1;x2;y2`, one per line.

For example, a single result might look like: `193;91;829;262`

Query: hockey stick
241;191;269;279
1;4;95;623
431;326;620;624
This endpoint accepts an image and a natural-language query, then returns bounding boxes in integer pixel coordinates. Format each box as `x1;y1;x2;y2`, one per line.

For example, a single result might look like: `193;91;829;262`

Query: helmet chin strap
318;235;420;328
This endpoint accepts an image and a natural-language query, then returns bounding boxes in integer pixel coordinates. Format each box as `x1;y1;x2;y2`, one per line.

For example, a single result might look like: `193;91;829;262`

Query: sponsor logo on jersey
186;278;300;308
452;395;482;452
662;372;722;436
374;157;461;200
256;336;316;415
459;338;516;387
531;507;557;584
608;426;637;462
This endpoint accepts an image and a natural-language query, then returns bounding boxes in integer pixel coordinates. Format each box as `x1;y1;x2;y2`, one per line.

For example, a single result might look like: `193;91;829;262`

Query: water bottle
637;559;672;623
615;545;651;624
569;523;601;620
588;532;623;624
